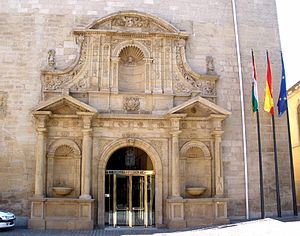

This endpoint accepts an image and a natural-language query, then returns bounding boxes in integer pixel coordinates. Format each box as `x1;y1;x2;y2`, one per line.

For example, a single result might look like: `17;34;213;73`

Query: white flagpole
231;0;250;220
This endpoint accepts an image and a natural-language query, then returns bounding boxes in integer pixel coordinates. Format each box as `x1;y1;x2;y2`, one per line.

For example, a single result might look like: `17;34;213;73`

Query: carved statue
0;92;8;118
206;56;215;75
47;49;56;69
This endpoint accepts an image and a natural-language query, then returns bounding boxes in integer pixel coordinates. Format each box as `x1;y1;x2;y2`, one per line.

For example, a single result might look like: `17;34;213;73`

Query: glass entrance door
105;170;155;227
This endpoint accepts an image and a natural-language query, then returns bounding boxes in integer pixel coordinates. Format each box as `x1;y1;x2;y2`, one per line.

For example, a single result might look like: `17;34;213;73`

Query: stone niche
180;141;212;198
46;140;81;198
183;146;212;198
118;46;145;93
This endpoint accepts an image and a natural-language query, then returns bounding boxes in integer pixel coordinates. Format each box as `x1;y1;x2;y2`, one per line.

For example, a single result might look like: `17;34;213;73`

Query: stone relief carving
123;97;140;111
70;72;88;91
173;74;192;94
112;16;150;28
0;91;8;118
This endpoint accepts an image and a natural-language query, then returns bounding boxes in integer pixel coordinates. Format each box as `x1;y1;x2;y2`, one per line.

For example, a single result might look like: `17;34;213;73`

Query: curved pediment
83;11;182;35
41;11;219;115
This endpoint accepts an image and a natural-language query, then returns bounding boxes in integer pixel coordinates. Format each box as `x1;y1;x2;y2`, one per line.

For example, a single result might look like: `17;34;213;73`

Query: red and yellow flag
264;51;274;115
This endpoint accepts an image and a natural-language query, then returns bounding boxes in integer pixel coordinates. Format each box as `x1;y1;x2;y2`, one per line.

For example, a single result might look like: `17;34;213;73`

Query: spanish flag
264;51;274;115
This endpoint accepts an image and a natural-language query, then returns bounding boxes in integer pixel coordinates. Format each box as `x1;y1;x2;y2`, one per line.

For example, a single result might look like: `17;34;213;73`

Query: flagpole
256;110;265;218
271;113;281;217
252;49;265;219
286;102;298;215
266;50;281;217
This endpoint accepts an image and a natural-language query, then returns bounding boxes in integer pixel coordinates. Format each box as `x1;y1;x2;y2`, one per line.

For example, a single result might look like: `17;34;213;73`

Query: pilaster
77;112;95;199
111;56;119;93
33;111;51;198
210;114;226;197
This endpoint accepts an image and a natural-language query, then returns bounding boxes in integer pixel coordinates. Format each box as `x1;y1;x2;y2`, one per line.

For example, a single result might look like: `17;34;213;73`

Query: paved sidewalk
1;218;300;236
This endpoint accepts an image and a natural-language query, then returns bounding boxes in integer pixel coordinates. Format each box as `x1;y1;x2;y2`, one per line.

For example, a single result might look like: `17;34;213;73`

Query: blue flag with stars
277;52;288;117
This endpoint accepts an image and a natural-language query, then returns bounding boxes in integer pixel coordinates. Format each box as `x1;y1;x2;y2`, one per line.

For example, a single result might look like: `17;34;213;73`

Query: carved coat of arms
123;97;140;111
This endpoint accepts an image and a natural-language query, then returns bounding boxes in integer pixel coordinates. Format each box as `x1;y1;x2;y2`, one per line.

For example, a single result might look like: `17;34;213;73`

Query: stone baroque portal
29;11;230;230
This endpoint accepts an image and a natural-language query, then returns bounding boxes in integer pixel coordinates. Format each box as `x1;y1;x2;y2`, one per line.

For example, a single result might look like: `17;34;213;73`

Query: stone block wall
0;0;291;219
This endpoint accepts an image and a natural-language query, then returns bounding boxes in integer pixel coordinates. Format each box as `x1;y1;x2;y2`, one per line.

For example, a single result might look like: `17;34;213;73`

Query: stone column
168;114;186;198
213;130;224;196
166;114;187;228
210;115;225;197
111;56;119;93
170;130;182;197
33;111;51;198
78;112;95;199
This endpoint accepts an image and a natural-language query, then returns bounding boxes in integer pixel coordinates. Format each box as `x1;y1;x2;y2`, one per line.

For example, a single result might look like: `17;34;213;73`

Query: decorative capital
76;112;95;129
32;111;52;130
166;114;186;131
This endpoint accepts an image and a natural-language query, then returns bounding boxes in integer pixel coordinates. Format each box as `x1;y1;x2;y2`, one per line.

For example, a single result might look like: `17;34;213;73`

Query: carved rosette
123;97;140;111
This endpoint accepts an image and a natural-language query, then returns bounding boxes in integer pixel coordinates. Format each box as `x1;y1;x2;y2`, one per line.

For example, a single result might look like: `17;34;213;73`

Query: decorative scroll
175;43;217;96
42;36;88;91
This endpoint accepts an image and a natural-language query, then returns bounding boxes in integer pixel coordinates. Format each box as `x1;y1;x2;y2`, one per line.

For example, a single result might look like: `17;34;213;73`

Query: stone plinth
184;198;229;227
28;198;94;230
166;197;229;228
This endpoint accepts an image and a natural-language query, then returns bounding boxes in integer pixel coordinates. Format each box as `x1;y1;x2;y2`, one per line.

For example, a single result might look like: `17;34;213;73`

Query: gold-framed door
105;170;155;227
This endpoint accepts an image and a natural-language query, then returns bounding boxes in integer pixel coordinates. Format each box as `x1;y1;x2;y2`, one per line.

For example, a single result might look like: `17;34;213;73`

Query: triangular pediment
32;95;97;115
84;10;182;34
167;96;231;117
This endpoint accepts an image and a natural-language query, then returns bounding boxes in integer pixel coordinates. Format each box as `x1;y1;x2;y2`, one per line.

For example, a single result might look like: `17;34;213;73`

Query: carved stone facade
26;11;230;229
0;1;292;232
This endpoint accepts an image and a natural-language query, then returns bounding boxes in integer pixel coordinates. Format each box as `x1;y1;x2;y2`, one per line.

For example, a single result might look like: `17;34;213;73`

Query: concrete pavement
1;218;300;236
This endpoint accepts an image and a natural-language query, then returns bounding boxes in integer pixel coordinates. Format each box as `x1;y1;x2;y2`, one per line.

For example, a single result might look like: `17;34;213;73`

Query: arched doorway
105;147;155;227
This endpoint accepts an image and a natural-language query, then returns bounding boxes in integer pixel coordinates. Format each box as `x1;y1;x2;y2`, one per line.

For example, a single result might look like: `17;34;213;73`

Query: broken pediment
40;11;219;107
167;96;230;118
32;95;97;115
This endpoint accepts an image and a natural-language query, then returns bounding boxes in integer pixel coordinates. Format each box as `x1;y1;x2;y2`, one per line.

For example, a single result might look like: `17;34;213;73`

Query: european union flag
277;52;288;117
